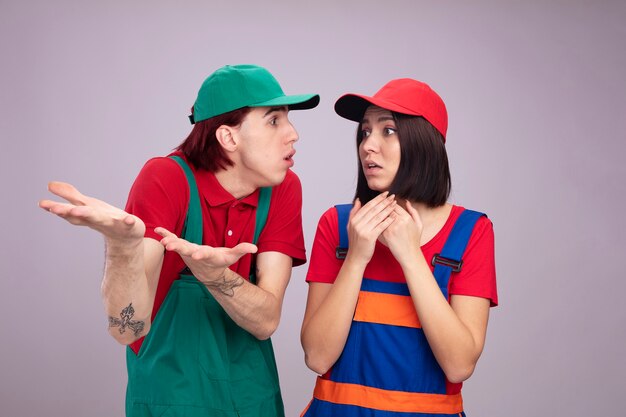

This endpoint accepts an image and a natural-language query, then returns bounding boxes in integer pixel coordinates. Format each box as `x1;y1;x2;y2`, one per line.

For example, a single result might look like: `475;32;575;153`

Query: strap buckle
431;253;463;272
335;247;348;260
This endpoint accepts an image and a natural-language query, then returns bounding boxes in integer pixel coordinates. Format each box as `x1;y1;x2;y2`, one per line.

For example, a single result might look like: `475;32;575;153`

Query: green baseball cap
189;64;320;124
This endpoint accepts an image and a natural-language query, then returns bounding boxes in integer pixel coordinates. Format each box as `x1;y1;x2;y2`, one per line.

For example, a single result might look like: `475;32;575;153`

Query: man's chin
261;170;288;188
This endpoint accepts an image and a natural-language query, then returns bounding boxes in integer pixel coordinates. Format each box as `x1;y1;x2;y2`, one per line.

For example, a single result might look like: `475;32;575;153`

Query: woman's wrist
399;249;431;279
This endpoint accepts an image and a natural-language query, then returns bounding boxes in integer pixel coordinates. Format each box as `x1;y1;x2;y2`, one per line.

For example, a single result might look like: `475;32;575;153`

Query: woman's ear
215;125;238;152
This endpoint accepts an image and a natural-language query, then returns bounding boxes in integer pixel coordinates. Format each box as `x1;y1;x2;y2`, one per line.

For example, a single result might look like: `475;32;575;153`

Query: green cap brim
251;94;320;111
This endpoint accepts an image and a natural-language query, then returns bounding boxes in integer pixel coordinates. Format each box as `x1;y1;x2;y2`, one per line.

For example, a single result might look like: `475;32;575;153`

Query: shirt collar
197;169;260;208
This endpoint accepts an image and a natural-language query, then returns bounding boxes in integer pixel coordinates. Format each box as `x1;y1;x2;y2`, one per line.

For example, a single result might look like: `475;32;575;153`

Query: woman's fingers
373;211;396;235
351;192;387;222
372;199;397;225
352;193;395;230
404;200;423;225
348;198;362;221
389;202;422;231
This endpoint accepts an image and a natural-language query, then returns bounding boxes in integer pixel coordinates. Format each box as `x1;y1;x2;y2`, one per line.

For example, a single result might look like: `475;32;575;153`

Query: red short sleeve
306;207;343;283
448;215;498;306
124;157;189;241
258;170;307;266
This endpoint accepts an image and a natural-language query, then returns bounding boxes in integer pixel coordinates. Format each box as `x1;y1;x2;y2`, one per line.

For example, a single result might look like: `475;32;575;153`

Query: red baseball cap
334;78;448;140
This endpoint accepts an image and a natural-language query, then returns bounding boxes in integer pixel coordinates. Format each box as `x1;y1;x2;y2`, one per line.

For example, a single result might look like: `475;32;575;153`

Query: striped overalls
302;205;484;417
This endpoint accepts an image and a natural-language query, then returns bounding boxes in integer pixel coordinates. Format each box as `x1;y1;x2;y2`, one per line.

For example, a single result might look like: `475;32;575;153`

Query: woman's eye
384;127;396;135
269;117;278;125
361;130;371;137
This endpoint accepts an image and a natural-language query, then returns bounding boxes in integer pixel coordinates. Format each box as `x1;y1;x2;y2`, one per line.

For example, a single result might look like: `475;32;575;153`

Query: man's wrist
203;269;244;297
105;237;144;255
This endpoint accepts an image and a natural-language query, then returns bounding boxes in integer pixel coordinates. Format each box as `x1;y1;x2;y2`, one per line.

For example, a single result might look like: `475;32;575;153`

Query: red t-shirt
125;152;306;353
306;205;498;306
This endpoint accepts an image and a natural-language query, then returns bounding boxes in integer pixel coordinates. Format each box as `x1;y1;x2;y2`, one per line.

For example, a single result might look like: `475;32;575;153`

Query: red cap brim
334;94;424;123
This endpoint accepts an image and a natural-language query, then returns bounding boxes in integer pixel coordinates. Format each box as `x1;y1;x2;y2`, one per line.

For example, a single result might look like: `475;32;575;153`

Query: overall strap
170;155;272;284
169;156;202;245
253;187;272;245
249;186;272;284
334;204;352;259
432;209;485;298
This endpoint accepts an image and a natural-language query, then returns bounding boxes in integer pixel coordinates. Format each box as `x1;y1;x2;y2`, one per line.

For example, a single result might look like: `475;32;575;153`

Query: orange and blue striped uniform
301;205;485;417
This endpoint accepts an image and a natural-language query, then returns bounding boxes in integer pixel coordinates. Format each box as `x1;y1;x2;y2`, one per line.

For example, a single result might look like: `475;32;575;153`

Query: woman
300;78;498;417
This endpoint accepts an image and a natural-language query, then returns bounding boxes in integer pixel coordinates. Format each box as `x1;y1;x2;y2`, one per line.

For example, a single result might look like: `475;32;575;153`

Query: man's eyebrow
264;106;288;117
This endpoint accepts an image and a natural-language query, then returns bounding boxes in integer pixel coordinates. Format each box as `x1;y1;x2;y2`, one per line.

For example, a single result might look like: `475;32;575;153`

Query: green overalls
125;156;284;417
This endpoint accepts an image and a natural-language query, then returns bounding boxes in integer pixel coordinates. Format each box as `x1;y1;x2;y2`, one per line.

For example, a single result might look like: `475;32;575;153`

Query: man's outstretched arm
40;182;163;345
101;237;163;344
156;227;292;340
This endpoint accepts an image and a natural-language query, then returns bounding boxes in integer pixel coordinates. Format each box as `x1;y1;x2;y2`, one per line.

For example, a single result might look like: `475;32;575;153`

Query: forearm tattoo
205;272;244;297
108;303;145;337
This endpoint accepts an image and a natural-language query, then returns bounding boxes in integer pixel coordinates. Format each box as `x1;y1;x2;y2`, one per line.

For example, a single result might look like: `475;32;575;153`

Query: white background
1;1;625;416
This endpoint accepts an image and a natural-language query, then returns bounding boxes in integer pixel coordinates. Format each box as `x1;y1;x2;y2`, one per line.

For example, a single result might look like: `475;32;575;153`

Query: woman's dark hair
354;112;451;207
177;107;252;171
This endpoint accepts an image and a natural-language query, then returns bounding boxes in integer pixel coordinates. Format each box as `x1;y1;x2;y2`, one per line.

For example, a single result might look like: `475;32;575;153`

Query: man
39;64;319;416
